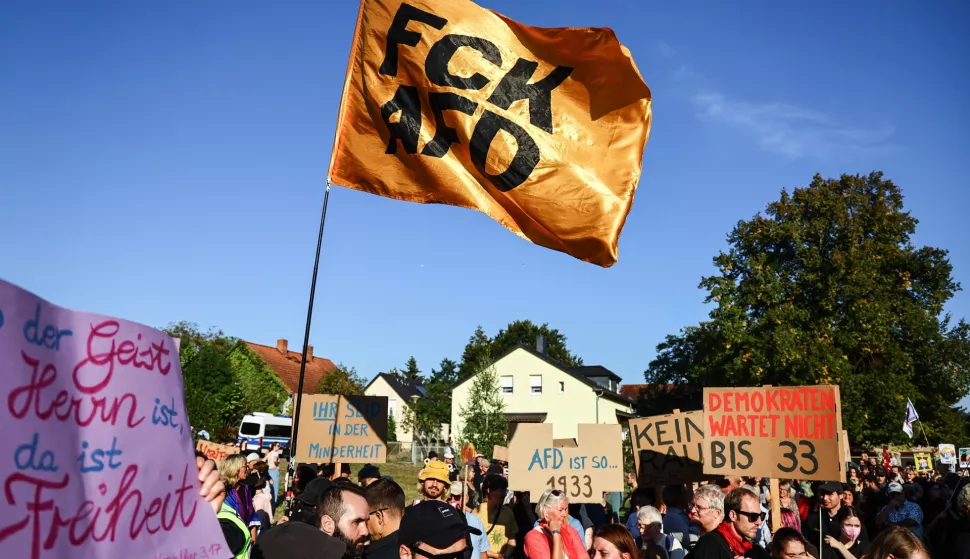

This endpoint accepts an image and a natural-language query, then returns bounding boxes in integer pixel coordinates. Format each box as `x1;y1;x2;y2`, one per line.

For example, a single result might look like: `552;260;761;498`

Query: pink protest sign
0;279;230;559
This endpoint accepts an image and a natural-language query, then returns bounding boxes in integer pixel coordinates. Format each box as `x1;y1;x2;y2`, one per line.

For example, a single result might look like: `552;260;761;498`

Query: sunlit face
730;496;763;540
336;492;370;549
780;540;809;559
690;497;722;533
821;491;841;510
841;491;854;506
592;537;630;559
422;478;447;500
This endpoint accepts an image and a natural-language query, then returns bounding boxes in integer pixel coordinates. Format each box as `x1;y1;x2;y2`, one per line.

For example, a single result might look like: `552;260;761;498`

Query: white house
450;337;636;442
364;372;425;445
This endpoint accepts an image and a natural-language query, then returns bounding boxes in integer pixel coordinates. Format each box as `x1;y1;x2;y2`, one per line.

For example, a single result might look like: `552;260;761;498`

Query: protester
319;481;371;559
824;506;868;559
418;461;490;559
359;464;383;487
690;484;726;535
769;528;810;559
363;479;406;559
252;522;347;559
777;481;802;533
591;524;640;559
524;489;588;559
287;478;332;526
266;442;282;506
860;526;929;559
445;448;460;482
804;482;854;559
398;501;483;559
415;460;452;505
624;488;653;545
688;487;769;559
875;482;923;539
637;505;684;559
934;481;970;558
474;474;519;558
220;454;261;541
662;484;699;548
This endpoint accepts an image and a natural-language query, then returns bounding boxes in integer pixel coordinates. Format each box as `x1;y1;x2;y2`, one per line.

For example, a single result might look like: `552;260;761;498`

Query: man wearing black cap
398;501;482;559
359;464;383;487
803;482;868;559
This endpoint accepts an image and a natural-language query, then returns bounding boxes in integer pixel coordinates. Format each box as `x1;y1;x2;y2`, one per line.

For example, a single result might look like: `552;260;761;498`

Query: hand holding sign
509;424;622;503
0;279;229;559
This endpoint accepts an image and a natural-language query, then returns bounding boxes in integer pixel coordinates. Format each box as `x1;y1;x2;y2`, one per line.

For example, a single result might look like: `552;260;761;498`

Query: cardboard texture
509;424;623;503
293;394;388;463
629;410;717;486
197;440;237;463
703;386;844;481
493;445;509;462
842;430;851;464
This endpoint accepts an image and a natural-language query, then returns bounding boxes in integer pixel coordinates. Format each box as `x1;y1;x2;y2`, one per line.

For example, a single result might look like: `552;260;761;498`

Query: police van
237;412;292;455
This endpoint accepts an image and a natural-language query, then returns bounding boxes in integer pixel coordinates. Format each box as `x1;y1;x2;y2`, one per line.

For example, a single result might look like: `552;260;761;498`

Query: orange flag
328;0;652;267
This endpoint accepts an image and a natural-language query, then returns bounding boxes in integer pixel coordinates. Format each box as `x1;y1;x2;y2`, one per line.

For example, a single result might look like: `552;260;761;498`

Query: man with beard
419;462;489;559
398;501;482;559
319;481;372;559
415;461;452;504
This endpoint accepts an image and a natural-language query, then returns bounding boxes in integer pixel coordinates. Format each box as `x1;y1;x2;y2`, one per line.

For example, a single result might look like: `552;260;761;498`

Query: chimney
306;345;314;362
536;334;547;355
276;339;288;354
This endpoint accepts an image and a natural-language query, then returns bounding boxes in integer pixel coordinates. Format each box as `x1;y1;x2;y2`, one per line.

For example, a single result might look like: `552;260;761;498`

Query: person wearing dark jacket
363;479;406;559
803;483;869;559
687;487;769;559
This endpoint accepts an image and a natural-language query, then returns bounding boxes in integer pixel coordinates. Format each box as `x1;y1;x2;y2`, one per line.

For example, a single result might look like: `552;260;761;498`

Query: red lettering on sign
8;352;143;428
0;464;197;559
73;321;172;395
708;392;722;412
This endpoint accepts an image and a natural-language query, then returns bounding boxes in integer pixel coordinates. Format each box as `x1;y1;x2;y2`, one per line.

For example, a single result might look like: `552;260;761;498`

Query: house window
501;376;514;394
559;381;565;393
530;375;542;394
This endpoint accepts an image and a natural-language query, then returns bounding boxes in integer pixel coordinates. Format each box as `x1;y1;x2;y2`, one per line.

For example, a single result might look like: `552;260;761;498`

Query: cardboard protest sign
293;394;388;463
0;279;229;559
938;444;957;465
508;424;622;503
915;452;933;472
841;430;851;464
959;448;970;469
197;440;236;463
493;445;509;463
703;385;845;481
629;410;717;486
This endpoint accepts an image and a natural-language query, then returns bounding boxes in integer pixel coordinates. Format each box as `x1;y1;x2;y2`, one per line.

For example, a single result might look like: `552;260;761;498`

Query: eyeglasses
636;522;658;531
369;508;388;517
733;510;765;523
690;504;713;512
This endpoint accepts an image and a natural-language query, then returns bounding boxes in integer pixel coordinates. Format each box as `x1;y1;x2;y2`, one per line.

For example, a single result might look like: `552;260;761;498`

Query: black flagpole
290;182;331;466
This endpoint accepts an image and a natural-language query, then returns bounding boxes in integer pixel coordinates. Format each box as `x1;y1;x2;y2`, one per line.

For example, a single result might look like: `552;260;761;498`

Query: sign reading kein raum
630;410;717;486
509;424;623;503
703;386;845;481
293;394;388;463
0;279;229;559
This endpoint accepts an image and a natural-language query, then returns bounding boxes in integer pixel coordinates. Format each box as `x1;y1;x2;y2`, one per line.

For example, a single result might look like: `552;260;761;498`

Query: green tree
164;322;291;437
388;411;398;443
318;363;367;395
404;358;460;444
456;355;508;455
644;172;970;447
402;356;422;381
459;321;583;379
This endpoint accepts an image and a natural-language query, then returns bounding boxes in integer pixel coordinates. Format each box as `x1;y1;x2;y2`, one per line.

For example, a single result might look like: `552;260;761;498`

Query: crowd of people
189;447;969;559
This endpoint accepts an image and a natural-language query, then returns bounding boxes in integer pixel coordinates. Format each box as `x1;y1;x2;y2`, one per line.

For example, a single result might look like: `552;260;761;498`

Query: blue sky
2;1;968;405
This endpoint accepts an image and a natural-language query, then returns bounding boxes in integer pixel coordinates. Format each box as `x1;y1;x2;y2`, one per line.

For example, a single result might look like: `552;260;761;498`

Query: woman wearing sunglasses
523;490;587;559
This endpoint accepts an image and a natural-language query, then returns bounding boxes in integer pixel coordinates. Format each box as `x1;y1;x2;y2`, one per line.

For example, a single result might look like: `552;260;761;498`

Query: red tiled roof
245;341;337;394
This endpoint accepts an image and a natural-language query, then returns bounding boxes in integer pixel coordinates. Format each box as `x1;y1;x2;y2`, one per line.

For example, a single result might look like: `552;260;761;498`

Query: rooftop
245;338;337;394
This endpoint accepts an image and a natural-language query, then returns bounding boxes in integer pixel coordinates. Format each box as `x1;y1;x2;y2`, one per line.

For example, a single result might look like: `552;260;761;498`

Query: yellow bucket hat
419;460;451;484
